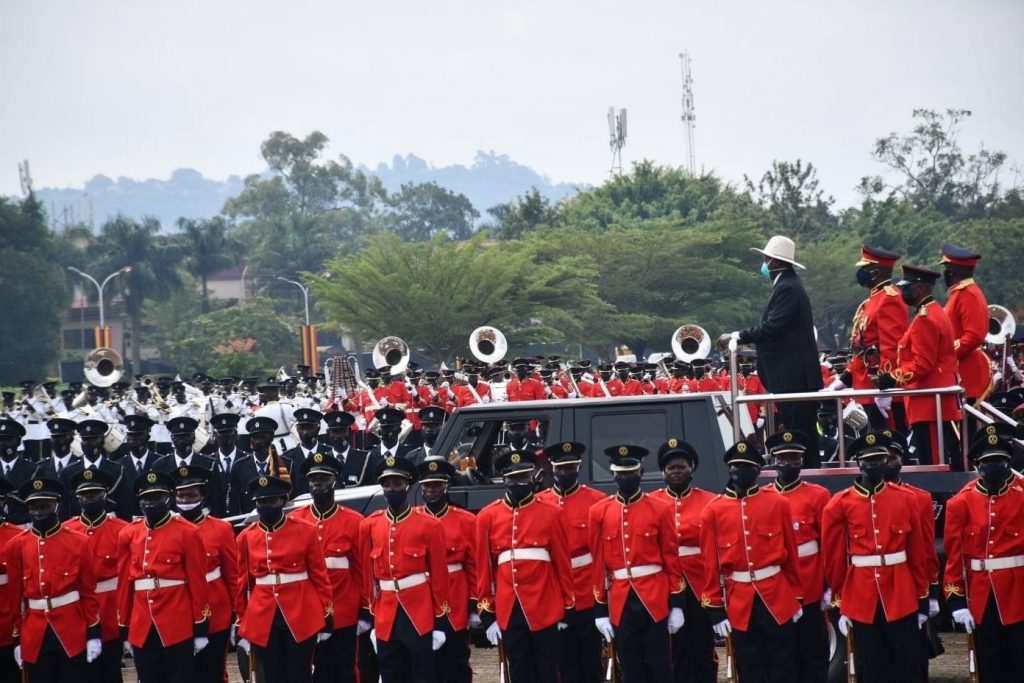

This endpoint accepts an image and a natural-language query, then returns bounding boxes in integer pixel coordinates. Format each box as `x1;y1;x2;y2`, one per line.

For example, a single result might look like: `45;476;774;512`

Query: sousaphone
469;326;507;364
986;305;1016;345
671;324;711;364
84;347;124;387
372;336;410;375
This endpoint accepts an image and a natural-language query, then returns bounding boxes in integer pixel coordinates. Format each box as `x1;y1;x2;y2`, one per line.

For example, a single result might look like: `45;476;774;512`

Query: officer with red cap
699;440;803;682
537;441;606;683
940;243;991;404
877;264;963;466
649;438;717;683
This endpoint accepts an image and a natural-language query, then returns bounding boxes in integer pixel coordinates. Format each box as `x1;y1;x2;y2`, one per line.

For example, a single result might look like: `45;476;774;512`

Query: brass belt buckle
392;578;401;591
880;555;887;567
749;570;757;582
152;578;161;589
44;597;53;612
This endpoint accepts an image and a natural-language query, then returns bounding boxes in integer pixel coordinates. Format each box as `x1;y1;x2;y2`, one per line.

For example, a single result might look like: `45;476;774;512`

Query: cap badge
562;442;572;453
85;425;92;434
428;461;439;472
988;434;999;445
737;443;747;454
179;466;189;477
258;477;269;487
668;438;678;448
883;430;892;438
985;425;997;435
313;453;323;463
83;470;94;480
146;473;157;484
510;453;521;464
386;457;396;467
33;480;43;490
866;434;876;445
782;432;793;443
618;446;628;456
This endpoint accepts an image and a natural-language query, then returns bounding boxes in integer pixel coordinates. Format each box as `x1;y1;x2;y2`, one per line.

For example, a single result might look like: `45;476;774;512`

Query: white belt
611;564;662;580
0;573;7;586
254;571;309;586
677;545;701;557
378;573;428;592
797;540;820;557
850;550;907;568
447;563;464;573
498;548;551;565
970;555;1024;571
134;577;186;590
95;577;118;593
571;553;594;569
326;557;351;570
28;591;80;610
730;565;781;583
205;568;222;582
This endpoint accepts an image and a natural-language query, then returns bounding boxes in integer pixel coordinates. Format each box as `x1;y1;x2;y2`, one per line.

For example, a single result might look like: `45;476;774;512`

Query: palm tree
177;217;244;313
91;215;182;372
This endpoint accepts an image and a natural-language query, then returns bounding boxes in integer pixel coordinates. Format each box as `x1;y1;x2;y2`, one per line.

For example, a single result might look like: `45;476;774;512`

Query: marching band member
589;445;684;683
66;419;133;521
537;442;606;683
225;416;290;516
506;358;546;402
152;416;226;516
63;468;129;683
649;439;717;683
477;449;574;683
33;417;78;520
0;418;36;524
235;475;334;683
699;440;803;683
416;458;478;683
359;456;450;683
290;453;365;683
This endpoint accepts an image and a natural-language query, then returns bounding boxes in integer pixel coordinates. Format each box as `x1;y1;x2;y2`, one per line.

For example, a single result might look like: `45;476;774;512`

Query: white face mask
177;501;202;512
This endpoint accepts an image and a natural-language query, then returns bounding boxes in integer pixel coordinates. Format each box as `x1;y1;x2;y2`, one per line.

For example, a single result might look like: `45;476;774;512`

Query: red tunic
537;484;608;611
891;299;962;424
944;278;991;398
6;525;100;662
191;514;240;634
117;515;210;648
590;492;685;625
699;487;803;630
290;503;364;628
64;513;129;642
821;481;928;623
604;378;625;397
650;486;718;599
0;522;22;647
236;515;333;646
893;480;939;587
415;504;478;630
771;479;830;605
848;283;908;403
359;506;450;640
943;477;1024;625
454;382;491;408
476;494;575;631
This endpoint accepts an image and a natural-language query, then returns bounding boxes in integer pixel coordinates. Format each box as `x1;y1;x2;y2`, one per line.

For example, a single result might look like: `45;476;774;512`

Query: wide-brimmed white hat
750;235;805;269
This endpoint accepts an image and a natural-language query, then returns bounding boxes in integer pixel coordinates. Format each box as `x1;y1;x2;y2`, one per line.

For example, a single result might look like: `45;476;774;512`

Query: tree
89;216;183;372
744;160;839;242
486;188;560;240
383;181;479;241
0;195;70;383
142;271;205;362
177;216;244;313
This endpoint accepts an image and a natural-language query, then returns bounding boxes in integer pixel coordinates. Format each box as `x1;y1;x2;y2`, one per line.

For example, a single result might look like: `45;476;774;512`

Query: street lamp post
277;277;310;326
68;266;131;331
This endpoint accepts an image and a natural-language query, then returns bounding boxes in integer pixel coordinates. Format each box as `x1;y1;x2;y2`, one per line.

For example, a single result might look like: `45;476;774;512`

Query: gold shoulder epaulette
884;285;899;296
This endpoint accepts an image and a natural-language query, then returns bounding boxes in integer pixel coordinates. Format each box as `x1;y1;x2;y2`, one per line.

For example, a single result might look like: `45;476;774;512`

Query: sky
2;0;1022;209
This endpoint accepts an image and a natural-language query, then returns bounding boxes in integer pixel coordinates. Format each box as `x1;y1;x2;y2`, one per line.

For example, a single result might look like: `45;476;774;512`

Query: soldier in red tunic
235;474;334;683
821;432;930;682
699;440;803;683
359;456;450;683
117;470;211;683
877;264;963;466
63;468;129;683
415;458;478;683
940;243;991;404
649;439;717;683
536;441;606;683
765;430;831;683
0;479;22;682
506;358;546;402
171;465;239;683
290;453;366;683
589;445;684;683
476;449;575;683
943;433;1024;682
7;477;101;683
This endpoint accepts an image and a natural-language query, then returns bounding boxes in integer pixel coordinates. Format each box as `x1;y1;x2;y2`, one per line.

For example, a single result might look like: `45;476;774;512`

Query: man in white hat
718;235;823;466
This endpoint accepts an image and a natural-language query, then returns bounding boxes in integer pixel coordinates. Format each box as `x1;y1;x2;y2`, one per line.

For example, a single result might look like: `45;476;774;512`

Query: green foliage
745;160;839;243
170;298;298;376
207;339;272;378
142;271;206;362
487;188;561;240
177;216;244;313
383;181;479;241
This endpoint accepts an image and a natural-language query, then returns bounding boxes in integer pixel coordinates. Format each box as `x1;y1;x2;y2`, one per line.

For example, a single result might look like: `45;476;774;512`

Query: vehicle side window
587;411;669;482
447;417;549;484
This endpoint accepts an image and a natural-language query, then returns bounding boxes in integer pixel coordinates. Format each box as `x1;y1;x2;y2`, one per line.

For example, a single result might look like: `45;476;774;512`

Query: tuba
84;347;124;387
372;336;410;375
469;326;507;364
986;305;1016;345
671;324;711;364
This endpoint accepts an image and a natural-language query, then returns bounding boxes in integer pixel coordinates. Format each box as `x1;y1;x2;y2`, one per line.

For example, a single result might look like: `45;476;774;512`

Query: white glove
13;645;21;669
952;608;975;633
821;588;833;610
468;612;482;629
481;396;491;404
712;618;732;638
441;381;450;389
567;391;578;399
317;631;332;643
432;630;446;650
917;613;928;629
874;395;892;418
229;624;237;646
792;607;804;623
755;417;766;430
557;621;569;631
379;397;389;407
928;598;940;618
369;629;378;653
667;607;685;634
594;617;615;643
238;638;251;655
486;622;502;646
356;619;371;636
123;641;133;657
544;386;553;396
86;638;102;663
837;615;853;636
193;637;209;654
827;378;846;391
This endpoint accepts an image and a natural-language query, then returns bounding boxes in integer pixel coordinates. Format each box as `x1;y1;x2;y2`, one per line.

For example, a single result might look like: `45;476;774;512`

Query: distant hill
34;151;581;232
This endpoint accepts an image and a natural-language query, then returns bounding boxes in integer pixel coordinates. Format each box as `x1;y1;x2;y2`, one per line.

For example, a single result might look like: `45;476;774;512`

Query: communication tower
679;52;696;175
18;160;33;196
607;107;627;178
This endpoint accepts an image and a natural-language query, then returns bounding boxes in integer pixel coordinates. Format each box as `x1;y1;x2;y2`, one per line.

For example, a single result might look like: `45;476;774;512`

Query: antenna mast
607;107;627;178
18;160;33;196
679;52;696;175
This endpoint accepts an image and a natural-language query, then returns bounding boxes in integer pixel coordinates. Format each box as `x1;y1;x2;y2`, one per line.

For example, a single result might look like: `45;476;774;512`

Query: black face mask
32;513;59;533
855;267;874;288
81;442;101;459
422;430;439;447
776;464;801;483
883;462;902;483
506;482;533;504
693;367;706;379
141;502;169;526
979;461;1011;490
425;496;447;513
617;371;629;382
615;473;642;498
554;471;578;491
383;488;408;510
80;499;107;517
257;505;283;526
860;462;885;486
899;287;916;307
311;489;335;509
178;505;204;523
516;368;528;380
942;268;955;288
731;467;759;491
330;435;349;451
